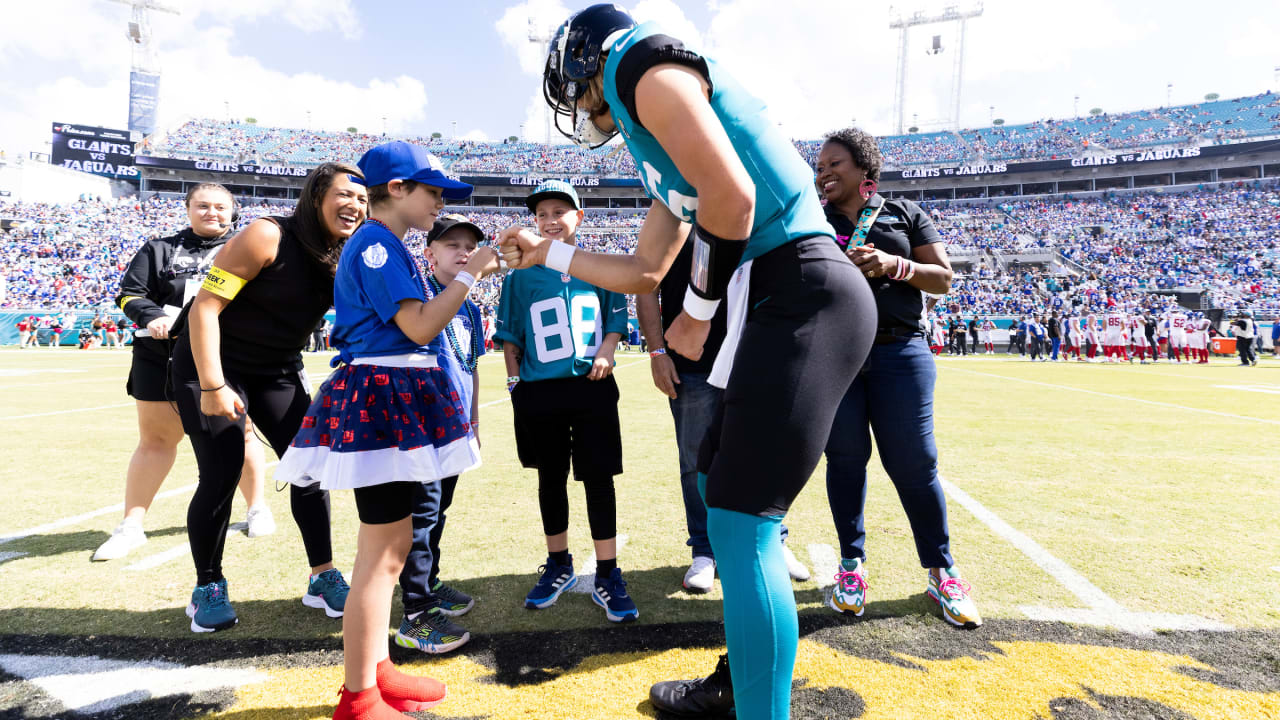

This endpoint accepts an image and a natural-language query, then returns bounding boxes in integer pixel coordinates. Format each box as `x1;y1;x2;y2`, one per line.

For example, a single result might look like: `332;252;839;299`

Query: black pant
1239;338;1257;365
171;336;332;586
1029;337;1042;360
699;237;875;516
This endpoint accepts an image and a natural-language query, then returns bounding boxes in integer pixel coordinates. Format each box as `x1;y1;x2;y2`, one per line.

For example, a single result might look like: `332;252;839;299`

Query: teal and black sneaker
303;568;349;618
431;580;474;617
524;555;576;609
187;579;237;633
394;607;470;654
592;567;638;623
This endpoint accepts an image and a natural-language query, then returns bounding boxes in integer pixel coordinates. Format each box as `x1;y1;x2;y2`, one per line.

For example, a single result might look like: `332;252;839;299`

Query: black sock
550;549;571;567
596;558;617;579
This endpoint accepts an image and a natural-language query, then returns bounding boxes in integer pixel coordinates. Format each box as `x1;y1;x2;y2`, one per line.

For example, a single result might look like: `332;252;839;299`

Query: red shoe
332;685;411;720
376;658;447;712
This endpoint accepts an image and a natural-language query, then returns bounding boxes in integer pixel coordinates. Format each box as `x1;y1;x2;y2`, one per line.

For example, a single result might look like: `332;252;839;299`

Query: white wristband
454;271;476;289
682;286;720;322
544;241;576;274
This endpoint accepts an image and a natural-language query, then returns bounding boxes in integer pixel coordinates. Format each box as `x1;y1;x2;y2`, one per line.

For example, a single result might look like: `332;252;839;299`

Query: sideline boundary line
943;366;1280;425
0;403;134;421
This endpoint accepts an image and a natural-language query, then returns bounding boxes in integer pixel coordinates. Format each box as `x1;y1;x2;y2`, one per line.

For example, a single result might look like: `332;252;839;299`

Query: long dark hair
286;161;363;277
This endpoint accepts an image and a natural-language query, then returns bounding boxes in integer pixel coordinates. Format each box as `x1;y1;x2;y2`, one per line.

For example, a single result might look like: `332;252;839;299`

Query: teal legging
702;474;797;719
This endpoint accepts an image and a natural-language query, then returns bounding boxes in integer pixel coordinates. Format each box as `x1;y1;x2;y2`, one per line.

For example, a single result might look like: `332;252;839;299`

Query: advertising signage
50;122;139;181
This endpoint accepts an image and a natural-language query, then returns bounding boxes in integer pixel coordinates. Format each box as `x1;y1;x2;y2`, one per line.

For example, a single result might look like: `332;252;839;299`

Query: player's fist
665;311;710;362
498;226;546;271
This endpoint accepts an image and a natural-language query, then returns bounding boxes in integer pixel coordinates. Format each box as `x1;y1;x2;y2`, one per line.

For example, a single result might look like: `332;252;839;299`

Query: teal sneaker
828;557;868;617
524;555;576;609
927;566;982;629
592;567;638;623
187;579;237;633
303;568;349;618
394;607;470;654
431;580;474;617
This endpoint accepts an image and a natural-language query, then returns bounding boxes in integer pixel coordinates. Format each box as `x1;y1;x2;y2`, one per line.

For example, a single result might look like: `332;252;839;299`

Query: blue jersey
602;22;832;262
425;284;485;421
494;264;628;382
330;222;428;359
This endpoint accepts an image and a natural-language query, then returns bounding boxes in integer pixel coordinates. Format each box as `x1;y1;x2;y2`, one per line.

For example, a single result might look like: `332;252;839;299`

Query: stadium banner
128;71;161;137
134;155;311;177
881;139;1272;181
457;175;643;188
50;122;139;181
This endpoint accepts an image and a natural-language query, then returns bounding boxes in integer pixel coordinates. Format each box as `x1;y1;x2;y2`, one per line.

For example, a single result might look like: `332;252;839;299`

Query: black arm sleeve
614;34;713;133
116;241;166;327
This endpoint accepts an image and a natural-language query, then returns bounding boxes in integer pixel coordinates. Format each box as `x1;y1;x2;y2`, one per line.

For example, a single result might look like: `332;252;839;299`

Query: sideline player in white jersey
1130;311;1151;363
1103;307;1128;362
1166;308;1189;363
1187;312;1210;364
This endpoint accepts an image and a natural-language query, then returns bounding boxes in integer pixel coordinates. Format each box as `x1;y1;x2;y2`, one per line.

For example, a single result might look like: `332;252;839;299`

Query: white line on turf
807;543;840;590
939;475;1232;635
943;366;1280;426
0;462;279;546
0;402;135;421
0;551;27;565
125;523;248;571
1213;384;1280;395
567;534;629;593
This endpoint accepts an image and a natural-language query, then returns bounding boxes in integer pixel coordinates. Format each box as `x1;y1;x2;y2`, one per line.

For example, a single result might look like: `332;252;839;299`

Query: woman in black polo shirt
816;127;982;629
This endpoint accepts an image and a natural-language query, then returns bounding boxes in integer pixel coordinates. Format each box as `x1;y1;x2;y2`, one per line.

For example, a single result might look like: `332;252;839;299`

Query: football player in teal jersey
499;5;876;719
495;180;637;624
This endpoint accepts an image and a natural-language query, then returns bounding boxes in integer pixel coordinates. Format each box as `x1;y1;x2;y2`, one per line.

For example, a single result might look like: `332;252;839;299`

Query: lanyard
845;201;884;249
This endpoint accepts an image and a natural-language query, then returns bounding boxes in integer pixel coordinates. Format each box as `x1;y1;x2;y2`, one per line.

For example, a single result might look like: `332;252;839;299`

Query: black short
698;236;876;517
511;374;623;479
127;346;171;402
354;482;418;524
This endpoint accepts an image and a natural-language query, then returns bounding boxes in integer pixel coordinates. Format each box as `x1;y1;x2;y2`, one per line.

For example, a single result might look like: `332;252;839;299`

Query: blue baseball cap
356;141;473;200
525;179;580;212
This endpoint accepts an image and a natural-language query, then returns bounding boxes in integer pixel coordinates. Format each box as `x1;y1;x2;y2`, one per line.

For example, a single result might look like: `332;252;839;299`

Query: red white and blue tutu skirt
276;354;480;490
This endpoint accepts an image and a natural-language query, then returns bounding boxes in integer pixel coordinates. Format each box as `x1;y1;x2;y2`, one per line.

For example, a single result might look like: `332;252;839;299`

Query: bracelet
200;383;227;393
649;348;667;357
506;376;520;393
544;241;576;274
454;271;476;289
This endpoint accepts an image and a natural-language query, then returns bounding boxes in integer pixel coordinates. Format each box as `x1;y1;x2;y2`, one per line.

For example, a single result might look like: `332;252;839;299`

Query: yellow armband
201;266;247;300
118;295;143;310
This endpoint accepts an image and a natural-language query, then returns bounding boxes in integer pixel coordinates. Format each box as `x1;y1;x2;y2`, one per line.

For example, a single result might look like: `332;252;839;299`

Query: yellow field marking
220;640;1280;720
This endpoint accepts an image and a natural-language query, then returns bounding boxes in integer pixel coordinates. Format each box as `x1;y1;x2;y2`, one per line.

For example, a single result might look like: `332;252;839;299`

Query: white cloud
459;128;491;142
184;0;362;40
631;0;702;48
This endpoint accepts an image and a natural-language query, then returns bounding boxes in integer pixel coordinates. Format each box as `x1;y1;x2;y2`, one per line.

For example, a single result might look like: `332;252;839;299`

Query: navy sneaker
524;555;576;609
394;607;470;654
431;580;474;617
303;568;349;618
592;567;639;623
187;579;237;633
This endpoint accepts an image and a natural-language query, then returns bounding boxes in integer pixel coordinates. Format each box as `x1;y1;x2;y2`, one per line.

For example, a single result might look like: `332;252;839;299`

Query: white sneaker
246;505;276;538
781;543;810;581
682;556;716;593
92;520;146;561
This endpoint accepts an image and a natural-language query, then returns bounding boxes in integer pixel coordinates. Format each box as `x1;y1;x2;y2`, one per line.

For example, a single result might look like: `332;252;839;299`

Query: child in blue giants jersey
393;214;489;657
276;142;501;720
495;179;637;623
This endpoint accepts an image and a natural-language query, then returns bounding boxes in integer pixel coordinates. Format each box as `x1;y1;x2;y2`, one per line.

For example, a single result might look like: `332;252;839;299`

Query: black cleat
649;653;735;717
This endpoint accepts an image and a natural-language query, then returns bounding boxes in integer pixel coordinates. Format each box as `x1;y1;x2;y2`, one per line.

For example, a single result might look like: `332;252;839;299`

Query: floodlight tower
889;3;983;134
109;0;179;137
529;15;558;144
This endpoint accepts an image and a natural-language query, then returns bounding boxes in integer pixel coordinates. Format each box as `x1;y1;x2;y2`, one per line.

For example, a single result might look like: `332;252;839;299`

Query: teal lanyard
847;201;883;248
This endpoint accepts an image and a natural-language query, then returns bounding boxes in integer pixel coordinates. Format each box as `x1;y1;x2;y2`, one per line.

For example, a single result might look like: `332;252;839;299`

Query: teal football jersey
494;265;629;382
602;22;833;262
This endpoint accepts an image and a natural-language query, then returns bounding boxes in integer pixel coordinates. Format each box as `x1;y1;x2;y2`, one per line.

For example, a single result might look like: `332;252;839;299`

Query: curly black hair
823;127;883;182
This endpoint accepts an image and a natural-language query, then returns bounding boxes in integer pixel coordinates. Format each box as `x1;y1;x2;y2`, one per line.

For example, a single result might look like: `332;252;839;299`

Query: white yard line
125;523;247;571
567;535;629;593
940;474;1232;634
806;543;841;590
0;402;135;421
943;366;1280;426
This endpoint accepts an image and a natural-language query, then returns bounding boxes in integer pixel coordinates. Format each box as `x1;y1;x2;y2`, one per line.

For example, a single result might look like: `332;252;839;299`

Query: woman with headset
95;184;270;562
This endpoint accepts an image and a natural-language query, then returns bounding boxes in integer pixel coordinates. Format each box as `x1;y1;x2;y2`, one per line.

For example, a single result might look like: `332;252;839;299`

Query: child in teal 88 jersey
495;180;636;623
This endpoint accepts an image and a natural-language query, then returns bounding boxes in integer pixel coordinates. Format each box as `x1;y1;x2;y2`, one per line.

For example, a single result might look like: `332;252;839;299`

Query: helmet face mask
541;4;636;149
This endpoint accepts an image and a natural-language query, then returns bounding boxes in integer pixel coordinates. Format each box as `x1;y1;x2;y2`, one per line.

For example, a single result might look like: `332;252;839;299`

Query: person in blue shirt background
495;180;637;624
393;214;490;658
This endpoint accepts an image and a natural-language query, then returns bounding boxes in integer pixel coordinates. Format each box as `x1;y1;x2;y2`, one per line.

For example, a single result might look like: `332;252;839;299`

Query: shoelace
834;569;868;594
203;583;229;609
937;576;971;601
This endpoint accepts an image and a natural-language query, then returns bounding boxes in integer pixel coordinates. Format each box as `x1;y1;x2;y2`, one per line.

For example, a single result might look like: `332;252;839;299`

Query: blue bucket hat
525;179;581;212
357;141;473;200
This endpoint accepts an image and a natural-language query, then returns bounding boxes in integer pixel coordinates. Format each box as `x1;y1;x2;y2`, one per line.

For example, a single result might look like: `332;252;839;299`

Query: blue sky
3;0;1280;158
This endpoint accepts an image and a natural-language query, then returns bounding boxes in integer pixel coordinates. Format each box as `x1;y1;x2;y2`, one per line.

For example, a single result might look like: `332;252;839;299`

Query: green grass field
1;347;1278;719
